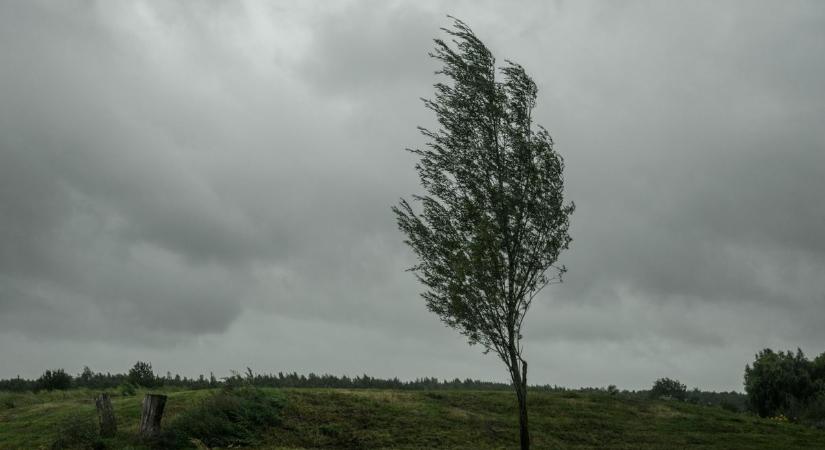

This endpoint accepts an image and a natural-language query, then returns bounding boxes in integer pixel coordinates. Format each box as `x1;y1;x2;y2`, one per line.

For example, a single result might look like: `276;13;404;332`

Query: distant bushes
0;363;750;415
745;348;825;425
1;367;569;393
128;361;161;388
37;369;72;391
650;378;687;401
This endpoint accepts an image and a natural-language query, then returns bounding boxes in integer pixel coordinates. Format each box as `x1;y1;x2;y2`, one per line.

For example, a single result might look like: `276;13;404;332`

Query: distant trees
745;348;825;423
393;18;573;450
2;368;576;393
650;377;687;401
78;366;94;385
128;361;161;388
37;369;72;391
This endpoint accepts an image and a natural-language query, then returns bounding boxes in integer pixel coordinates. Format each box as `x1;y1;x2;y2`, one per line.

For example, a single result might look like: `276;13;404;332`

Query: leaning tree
393;18;573;449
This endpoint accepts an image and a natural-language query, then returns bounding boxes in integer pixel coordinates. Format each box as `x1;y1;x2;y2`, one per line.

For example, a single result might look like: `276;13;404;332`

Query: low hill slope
2;387;824;449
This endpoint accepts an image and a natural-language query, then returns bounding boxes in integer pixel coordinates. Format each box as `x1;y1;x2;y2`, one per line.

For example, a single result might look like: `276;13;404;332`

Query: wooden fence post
138;393;167;439
94;393;117;438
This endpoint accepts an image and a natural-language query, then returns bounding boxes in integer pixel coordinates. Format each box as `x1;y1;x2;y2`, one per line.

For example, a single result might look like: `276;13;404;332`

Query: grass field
2;387;825;449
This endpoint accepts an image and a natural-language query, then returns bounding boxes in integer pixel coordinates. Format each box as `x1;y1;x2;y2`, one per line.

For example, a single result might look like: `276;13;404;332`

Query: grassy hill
2;387;825;449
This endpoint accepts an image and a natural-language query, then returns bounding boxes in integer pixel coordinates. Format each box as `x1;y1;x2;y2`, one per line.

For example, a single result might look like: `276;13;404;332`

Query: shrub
118;382;137;397
650;378;687;401
157;387;284;449
800;392;825;429
37;369;72;391
720;401;741;413
50;415;105;450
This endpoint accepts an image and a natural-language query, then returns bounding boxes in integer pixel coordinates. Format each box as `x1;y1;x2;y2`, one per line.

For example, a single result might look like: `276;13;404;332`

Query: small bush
118;382;137;397
156;387;284;449
650;378;687;401
720;401;741;413
50;415;106;450
425;392;446;400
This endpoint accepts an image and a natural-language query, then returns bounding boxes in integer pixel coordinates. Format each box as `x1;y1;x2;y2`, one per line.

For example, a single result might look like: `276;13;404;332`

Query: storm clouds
1;1;823;391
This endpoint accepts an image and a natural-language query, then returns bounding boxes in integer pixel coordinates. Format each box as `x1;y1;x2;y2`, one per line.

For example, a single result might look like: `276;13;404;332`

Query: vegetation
2;386;825;449
154;386;285;449
0;364;592;393
745;348;825;426
650;378;687;401
3;354;825;447
128;361;161;388
36;369;72;392
393;17;573;449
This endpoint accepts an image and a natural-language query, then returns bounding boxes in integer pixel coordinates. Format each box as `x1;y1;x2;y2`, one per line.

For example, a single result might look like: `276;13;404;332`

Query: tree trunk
516;383;529;450
94;393;117;438
138;394;167;439
509;357;530;450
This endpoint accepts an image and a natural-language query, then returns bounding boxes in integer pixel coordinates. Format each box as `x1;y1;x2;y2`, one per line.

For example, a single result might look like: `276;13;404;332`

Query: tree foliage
393;17;573;449
744;348;820;419
394;16;572;375
128;360;161;388
650;377;687;401
36;369;72;391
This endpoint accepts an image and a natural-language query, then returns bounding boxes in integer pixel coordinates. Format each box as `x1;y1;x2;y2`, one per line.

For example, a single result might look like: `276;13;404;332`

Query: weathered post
94;393;117;437
138;393;167;439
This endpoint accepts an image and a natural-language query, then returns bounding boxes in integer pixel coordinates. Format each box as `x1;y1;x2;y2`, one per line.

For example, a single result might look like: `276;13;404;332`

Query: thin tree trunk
138;394;167;439
516;360;530;450
509;356;530;450
95;393;117;438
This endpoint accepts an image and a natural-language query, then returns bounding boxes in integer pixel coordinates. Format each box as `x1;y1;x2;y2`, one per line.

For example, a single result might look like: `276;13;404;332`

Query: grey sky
1;0;823;392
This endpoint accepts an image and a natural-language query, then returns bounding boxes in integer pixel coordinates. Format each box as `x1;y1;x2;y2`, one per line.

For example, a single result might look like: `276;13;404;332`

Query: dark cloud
0;0;823;391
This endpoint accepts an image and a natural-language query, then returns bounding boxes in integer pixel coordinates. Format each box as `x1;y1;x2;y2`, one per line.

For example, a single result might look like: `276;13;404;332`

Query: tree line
0;361;572;393
0;361;750;411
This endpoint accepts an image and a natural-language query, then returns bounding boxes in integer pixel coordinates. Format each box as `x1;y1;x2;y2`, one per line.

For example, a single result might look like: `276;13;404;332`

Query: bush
720;401;741;413
50;415;105;450
156;387;284;449
118;382;137;397
800;392;825;429
37;369;72;391
650;378;687;401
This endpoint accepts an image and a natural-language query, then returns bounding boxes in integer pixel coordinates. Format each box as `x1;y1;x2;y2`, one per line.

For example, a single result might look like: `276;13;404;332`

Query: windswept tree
393;18;573;449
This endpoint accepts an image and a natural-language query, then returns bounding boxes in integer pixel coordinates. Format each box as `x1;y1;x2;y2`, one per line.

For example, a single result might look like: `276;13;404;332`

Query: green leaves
393;17;573;364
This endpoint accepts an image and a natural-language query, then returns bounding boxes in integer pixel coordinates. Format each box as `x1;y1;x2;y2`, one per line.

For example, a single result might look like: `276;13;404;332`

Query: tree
37;368;72;391
128;361;160;388
650;377;687;401
744;348;815;418
393;18;573;449
77;366;94;387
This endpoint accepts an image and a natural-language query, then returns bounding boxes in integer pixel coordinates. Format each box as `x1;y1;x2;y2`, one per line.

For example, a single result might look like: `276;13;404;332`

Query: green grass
2;387;825;449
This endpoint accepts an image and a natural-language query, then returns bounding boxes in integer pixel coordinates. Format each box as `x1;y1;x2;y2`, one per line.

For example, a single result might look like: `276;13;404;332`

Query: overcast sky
1;0;823;392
